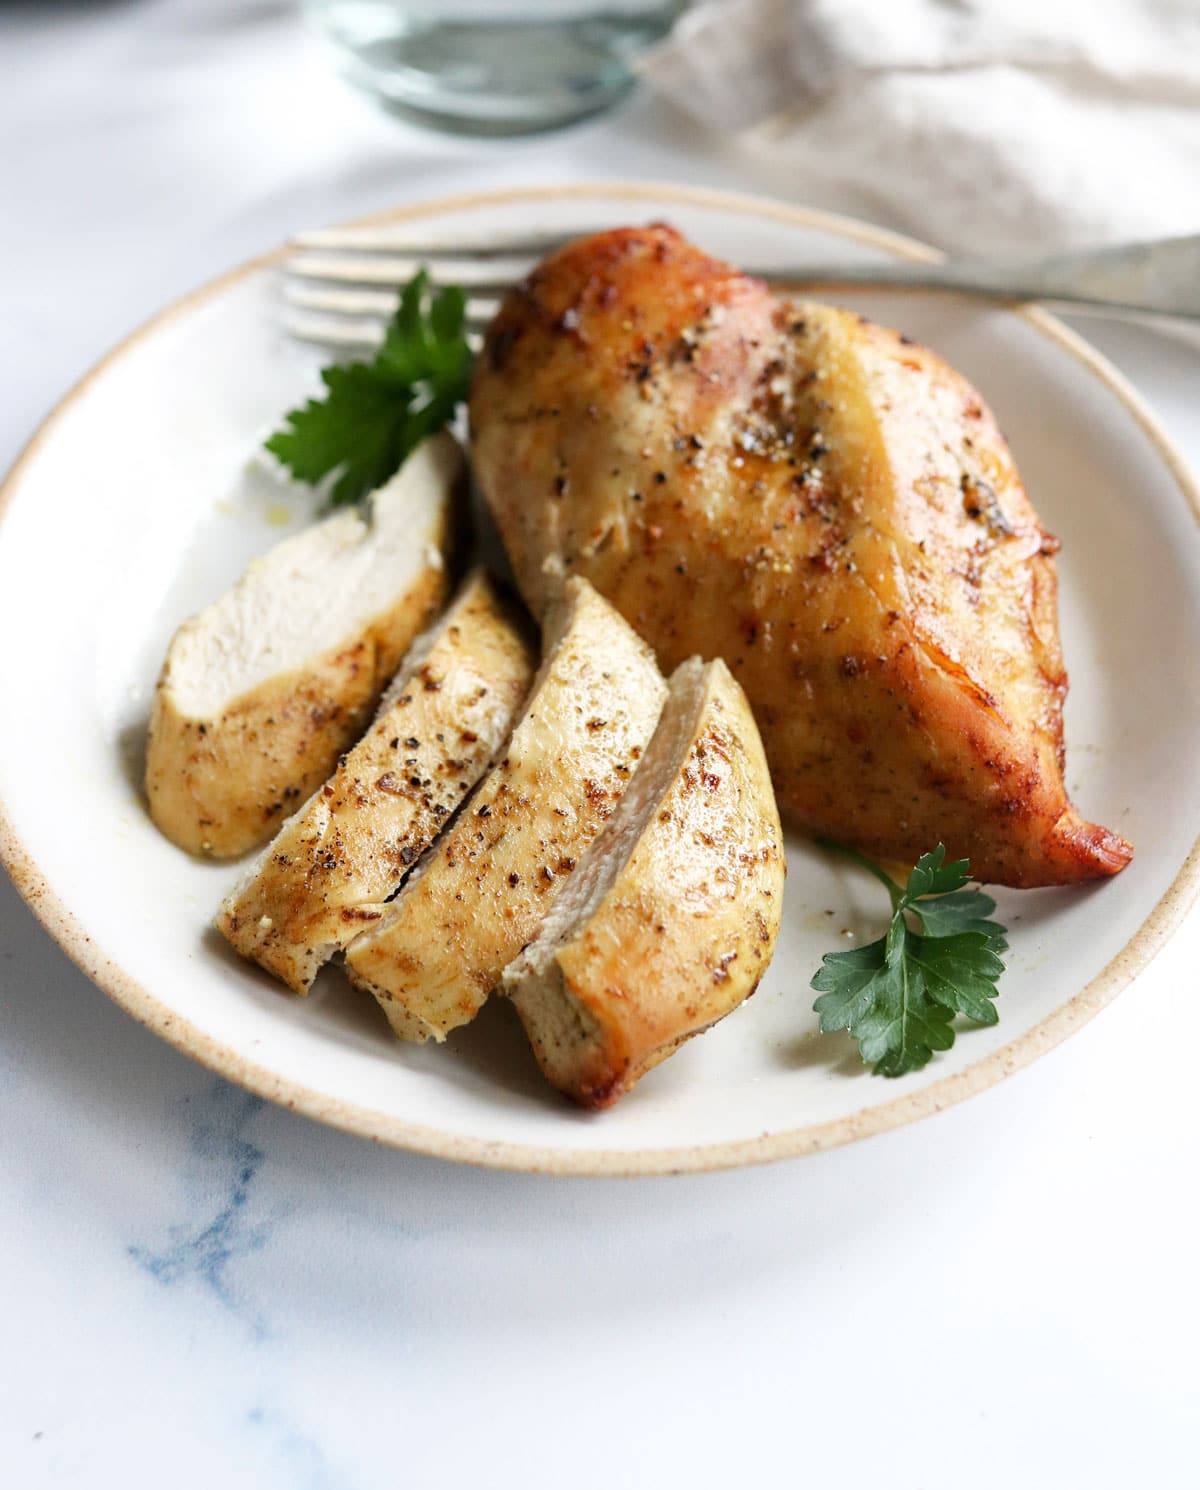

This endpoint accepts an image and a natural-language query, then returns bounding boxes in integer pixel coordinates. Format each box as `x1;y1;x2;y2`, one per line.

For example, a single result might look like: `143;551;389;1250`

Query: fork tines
284;226;580;350
290;227;574;258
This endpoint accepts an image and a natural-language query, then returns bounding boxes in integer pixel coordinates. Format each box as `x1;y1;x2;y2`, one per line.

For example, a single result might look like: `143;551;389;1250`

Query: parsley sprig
265;270;472;507
811;844;1008;1077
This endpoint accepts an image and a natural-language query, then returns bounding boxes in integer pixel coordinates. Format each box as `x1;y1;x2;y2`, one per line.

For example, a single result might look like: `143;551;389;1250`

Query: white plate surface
2;183;1199;1174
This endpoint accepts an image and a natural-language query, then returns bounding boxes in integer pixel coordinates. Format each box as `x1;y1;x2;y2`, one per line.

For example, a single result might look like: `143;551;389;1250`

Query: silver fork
282;225;1200;350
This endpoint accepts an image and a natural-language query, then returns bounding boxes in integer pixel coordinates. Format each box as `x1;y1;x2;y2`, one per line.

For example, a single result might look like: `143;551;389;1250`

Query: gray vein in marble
127;1080;272;1334
246;1407;355;1490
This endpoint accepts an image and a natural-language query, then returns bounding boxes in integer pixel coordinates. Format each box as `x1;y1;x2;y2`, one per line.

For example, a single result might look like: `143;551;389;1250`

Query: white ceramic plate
3;184;1199;1175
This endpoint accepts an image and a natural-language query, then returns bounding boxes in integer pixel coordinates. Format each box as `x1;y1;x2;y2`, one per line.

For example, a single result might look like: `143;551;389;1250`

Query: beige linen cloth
640;0;1200;254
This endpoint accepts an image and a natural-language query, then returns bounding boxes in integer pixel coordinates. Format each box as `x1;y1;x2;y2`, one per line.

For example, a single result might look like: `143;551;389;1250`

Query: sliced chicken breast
345;577;667;1043
147;433;464;857
503;657;785;1108
214;570;536;993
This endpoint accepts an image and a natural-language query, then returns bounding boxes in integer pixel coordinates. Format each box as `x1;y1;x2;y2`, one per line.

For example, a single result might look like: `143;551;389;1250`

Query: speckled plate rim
2;181;1199;1176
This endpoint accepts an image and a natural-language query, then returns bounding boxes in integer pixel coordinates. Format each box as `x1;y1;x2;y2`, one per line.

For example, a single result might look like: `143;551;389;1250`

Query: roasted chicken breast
147;432;463;857
215;571;536;993
503;656;785;1108
345;577;667;1043
470;227;1132;888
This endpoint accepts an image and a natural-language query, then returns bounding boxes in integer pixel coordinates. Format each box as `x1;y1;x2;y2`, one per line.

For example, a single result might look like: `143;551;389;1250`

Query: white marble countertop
2;4;1197;1486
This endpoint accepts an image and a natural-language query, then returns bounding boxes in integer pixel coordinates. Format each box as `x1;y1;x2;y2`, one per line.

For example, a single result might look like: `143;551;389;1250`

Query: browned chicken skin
470;226;1132;888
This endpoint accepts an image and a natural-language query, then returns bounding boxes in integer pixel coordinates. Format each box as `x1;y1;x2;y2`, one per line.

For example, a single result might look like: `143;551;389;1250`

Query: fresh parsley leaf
813;925;958;1077
810;843;1008;1077
908;931;1003;1026
904;843;971;899
265;363;415;508
910;886;1008;952
265;270;472;507
810;939;892;1033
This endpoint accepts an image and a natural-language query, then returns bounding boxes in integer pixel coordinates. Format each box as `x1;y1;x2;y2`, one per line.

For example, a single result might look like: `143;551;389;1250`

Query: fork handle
774;235;1200;320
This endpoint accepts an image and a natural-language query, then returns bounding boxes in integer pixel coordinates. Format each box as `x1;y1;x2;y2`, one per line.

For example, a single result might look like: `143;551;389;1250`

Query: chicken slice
469;227;1132;888
147;432;464;857
503;657;785;1108
345;576;667;1043
214;570;535;993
